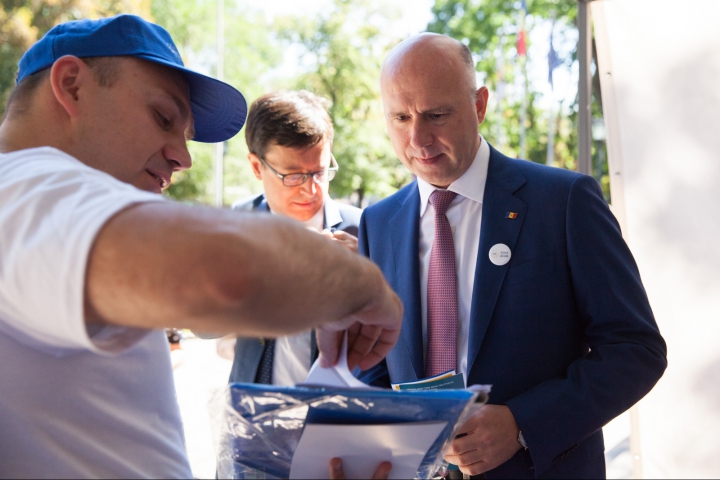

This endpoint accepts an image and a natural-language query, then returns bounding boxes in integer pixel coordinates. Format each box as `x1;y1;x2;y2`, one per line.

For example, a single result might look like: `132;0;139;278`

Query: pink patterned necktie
426;189;459;377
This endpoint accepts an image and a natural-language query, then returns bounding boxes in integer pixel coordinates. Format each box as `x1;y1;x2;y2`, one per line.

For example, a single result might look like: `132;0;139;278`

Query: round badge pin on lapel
489;243;511;266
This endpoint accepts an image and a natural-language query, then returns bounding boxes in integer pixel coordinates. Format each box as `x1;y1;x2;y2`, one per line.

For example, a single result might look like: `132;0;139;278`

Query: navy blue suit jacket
357;146;667;478
228;194;362;384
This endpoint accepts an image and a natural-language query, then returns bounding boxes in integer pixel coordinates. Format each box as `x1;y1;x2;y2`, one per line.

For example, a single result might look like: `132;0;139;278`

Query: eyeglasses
259;154;339;187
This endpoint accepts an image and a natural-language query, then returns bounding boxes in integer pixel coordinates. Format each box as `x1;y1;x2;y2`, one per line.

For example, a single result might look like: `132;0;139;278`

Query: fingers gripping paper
302;332;369;388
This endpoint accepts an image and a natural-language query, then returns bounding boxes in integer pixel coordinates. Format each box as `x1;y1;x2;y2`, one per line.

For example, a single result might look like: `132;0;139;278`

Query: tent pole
577;0;592;175
584;4;644;479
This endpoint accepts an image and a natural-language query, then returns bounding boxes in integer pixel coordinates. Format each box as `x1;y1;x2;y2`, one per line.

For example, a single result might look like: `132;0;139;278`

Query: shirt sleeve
0;148;165;355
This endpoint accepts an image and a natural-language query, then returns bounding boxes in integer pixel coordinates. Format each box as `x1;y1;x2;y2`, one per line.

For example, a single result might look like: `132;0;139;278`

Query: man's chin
415;171;454;188
129;173;167;194
288;203;322;222
411;162;462;188
131;181;163;194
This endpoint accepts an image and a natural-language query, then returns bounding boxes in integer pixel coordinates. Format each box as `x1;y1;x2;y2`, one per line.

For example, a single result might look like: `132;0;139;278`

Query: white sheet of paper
289;421;447;479
302;331;368;388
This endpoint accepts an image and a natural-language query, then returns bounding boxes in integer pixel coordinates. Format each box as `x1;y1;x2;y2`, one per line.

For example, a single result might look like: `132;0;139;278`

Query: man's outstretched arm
85;202;402;369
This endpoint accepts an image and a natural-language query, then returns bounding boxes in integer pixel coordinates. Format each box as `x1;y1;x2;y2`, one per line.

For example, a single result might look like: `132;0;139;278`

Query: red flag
517;29;527;56
517;0;527;57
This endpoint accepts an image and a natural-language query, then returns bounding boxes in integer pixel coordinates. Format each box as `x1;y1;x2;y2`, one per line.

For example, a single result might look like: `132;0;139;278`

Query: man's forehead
265;142;331;169
382;70;458;109
381;35;467;96
384;35;461;72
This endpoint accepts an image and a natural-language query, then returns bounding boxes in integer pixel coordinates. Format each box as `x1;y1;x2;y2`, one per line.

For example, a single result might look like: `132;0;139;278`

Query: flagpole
519;66;528;158
495;37;506;151
577;0;592;175
518;2;528;159
546;16;558;167
546;101;556;166
214;0;225;207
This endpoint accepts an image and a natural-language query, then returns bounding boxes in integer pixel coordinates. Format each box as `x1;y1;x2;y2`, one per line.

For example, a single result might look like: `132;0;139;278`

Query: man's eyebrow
419;104;455;114
388;110;408;118
388;105;456;118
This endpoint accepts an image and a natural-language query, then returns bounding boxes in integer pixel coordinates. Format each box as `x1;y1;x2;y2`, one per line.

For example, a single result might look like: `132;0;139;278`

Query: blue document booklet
392;369;465;391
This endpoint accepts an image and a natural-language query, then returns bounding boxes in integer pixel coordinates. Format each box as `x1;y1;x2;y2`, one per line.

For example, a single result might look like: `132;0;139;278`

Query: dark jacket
228;194;362;384
357;145;667;479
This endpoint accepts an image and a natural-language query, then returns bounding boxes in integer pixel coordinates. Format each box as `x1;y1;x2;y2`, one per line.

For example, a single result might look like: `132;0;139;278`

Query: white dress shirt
270;206;324;386
417;136;490;384
302;203;326;232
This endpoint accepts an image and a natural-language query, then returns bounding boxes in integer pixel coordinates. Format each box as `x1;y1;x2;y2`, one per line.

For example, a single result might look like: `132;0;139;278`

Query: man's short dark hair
245;90;334;160
4;57;121;120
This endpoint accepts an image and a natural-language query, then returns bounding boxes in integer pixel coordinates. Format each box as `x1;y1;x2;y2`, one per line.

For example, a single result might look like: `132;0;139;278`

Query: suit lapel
257;197;271;213
324;199;343;230
389;184;425;380
467;147;527;376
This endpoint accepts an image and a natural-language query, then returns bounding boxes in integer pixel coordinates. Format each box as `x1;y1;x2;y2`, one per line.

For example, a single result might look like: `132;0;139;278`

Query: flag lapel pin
505;212;518;219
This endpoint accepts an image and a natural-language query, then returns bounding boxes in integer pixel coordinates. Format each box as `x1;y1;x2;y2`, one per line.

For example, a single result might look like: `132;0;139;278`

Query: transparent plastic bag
210;383;489;479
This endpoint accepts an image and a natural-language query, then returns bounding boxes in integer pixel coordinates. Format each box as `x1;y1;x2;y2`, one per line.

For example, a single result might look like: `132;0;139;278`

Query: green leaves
427;0;609;201
0;0;153;114
154;0;282;204
275;0;412;205
3;0;607;205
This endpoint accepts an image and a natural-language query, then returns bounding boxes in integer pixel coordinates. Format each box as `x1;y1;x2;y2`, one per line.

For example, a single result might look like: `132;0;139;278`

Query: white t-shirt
0;147;192;478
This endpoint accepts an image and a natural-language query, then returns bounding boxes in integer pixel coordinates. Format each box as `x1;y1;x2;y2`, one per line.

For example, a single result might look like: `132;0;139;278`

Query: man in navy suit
228;90;362;386
357;34;667;478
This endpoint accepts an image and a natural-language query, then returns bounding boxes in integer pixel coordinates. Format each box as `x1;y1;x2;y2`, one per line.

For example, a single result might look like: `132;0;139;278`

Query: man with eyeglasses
228;90;363;387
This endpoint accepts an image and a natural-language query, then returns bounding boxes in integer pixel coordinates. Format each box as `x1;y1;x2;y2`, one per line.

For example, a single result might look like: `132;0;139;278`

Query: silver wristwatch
517;430;529;450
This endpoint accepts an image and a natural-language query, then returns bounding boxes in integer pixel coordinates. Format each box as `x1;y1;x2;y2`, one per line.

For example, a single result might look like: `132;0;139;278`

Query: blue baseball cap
17;14;247;143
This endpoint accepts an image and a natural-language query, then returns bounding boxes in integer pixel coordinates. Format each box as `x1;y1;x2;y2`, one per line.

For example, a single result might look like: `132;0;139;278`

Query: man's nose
409;119;433;150
163;140;192;171
300;176;317;195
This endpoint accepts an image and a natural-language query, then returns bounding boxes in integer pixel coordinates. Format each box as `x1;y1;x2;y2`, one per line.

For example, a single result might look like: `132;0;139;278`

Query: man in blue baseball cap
0;15;402;478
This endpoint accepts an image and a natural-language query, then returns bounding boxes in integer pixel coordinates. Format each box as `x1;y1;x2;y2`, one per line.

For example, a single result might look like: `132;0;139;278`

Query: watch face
166;329;182;344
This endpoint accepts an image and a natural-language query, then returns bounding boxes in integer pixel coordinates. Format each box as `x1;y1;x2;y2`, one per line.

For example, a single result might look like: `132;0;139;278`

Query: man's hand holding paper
316;277;403;371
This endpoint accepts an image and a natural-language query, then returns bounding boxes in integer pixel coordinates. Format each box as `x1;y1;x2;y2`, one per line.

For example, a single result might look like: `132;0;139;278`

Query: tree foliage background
428;0;608;199
274;0;412;206
2;0;607;205
1;0;151;109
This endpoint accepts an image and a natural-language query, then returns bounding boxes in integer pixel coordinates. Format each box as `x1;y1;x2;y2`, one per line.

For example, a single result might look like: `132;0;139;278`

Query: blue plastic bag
211;383;488;479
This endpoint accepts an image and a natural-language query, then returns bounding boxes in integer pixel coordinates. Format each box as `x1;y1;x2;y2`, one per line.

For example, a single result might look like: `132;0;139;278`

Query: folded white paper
302;331;368;388
289;421;447;479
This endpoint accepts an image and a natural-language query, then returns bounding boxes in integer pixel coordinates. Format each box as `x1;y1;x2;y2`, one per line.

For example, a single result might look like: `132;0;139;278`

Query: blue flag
548;22;561;88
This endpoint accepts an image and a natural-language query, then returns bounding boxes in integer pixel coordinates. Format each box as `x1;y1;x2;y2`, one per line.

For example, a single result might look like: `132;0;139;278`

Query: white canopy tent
579;1;720;477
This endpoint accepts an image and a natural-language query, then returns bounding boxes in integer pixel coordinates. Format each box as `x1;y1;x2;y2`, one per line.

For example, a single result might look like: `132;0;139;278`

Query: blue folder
214;383;485;479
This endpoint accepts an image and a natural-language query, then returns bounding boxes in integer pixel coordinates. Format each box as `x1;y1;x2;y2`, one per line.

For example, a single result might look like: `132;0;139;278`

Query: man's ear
248;153;263;180
49;55;92;118
475;86;490;124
